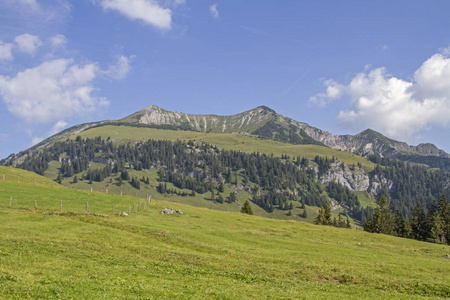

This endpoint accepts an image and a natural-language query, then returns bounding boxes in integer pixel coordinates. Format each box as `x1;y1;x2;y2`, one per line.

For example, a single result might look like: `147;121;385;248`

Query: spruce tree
394;208;406;237
241;200;253;215
315;202;332;225
410;199;427;240
363;195;394;234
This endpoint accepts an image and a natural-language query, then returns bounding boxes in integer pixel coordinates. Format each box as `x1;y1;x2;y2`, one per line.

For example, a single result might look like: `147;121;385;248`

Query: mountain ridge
2;105;449;170
121;105;450;161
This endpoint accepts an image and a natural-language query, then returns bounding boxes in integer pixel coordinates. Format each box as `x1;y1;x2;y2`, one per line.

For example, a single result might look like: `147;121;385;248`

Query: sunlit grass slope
0;166;59;187
73;125;376;171
0;179;449;299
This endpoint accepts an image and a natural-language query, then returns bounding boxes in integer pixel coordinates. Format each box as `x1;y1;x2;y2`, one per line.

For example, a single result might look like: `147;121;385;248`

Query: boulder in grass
160;208;174;214
445;254;450;259
160;208;183;215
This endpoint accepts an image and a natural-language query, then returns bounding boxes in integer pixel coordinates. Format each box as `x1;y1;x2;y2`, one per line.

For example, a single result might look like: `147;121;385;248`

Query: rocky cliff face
320;162;370;192
318;161;395;198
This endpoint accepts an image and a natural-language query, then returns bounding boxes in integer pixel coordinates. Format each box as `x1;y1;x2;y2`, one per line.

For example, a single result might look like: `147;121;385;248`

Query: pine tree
241;200;253;215
438;194;450;244
363;195;394;234
410;199;427;241
315;202;332;225
346;216;351;229
394;208;406;237
217;193;224;204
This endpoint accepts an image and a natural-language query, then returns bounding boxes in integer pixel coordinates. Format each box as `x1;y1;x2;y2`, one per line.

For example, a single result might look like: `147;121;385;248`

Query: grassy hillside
0;179;449;299
0;166;59;187
72;125;376;171
16;162;326;224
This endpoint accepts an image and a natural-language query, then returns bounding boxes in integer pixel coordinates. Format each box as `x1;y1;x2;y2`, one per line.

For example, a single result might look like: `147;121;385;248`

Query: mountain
2;105;449;225
120;105;450;169
3;105;450;170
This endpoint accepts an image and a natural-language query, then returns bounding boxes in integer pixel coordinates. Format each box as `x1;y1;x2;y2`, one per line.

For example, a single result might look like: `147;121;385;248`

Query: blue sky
1;1;450;160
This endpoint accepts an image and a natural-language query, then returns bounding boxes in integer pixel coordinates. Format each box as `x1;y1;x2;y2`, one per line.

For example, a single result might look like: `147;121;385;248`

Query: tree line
364;194;450;245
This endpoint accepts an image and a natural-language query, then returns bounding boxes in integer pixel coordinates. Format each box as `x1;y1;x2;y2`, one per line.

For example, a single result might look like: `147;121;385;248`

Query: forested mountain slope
5;105;448;171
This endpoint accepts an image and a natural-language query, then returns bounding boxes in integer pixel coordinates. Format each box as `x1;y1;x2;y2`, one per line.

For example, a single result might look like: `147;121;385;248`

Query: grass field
0;175;449;299
3;165;325;224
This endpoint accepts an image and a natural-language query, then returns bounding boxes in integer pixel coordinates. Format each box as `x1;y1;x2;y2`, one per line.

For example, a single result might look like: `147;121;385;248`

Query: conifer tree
363;195;394;234
394;208;406;237
241;200;253;215
315;202;332;225
410;199;427;240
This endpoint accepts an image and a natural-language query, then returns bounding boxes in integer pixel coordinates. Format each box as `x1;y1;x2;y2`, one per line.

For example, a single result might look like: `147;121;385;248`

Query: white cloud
50;34;68;49
209;4;219;18
0;41;14;61
49;120;68;135
99;0;172;30
14;34;43;55
104;55;135;80
308;79;344;107
310;51;450;140
0;58;109;124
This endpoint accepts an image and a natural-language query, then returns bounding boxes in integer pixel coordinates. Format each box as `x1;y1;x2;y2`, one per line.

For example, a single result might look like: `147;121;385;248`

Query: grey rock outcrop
320;162;370;192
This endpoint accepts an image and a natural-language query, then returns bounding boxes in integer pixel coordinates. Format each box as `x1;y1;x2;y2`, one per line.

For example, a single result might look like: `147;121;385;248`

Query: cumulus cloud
49;120;68;135
0;58;109;124
308;79;344;107
104;55;135;80
50;34;68;49
0;41;14;61
209;4;219;18
99;0;172;30
14;34;43;55
310;51;450;140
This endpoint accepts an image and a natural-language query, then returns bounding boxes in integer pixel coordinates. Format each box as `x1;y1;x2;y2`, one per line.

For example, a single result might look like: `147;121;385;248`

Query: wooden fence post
91;187;93;192
106;188;108;194
35;200;37;210
9;196;12;208
86;202;89;213
60;200;62;212
121;190;122;196
112;204;114;215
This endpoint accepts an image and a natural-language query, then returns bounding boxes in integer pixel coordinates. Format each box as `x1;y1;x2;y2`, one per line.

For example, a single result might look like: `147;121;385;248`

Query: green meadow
0;170;449;299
